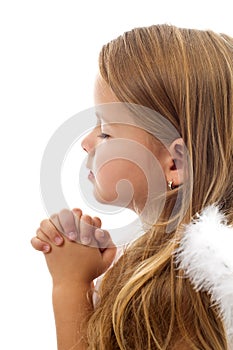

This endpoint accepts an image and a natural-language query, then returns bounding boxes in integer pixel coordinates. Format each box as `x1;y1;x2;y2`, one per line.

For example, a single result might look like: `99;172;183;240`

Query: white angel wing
176;205;233;348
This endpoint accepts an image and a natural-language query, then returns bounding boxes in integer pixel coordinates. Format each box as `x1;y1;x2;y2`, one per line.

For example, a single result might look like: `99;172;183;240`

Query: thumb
94;228;117;269
102;244;117;271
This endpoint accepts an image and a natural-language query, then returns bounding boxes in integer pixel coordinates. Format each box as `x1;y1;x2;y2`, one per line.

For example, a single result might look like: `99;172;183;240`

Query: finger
79;215;97;246
95;228;117;269
72;208;83;217
31;236;51;253
94;228;115;249
72;208;82;237
92;216;102;229
58;209;78;241
36;228;50;242
50;213;64;233
72;210;101;232
40;219;64;246
95;228;117;270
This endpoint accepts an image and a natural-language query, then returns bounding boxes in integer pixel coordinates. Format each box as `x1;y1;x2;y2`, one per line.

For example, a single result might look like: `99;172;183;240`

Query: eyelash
97;133;110;139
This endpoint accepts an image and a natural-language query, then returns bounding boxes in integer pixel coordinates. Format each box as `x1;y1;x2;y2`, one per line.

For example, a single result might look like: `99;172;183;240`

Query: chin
93;187;114;204
93;187;130;207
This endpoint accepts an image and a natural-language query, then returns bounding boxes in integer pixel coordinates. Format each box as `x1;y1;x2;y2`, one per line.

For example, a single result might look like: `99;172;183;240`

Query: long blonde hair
87;25;233;349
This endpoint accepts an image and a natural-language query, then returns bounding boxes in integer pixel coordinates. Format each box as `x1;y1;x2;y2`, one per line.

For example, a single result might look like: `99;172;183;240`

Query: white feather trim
175;205;233;348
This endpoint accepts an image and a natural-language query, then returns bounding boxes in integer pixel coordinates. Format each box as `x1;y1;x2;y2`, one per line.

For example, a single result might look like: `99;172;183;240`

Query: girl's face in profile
81;74;170;213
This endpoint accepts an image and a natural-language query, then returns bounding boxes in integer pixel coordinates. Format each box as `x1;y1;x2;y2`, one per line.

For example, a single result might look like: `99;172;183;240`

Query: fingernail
54;236;63;245
67;231;77;241
43;245;50;253
81;236;91;245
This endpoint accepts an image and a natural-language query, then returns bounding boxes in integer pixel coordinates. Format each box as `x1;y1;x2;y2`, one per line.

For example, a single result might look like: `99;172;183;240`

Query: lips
88;170;95;180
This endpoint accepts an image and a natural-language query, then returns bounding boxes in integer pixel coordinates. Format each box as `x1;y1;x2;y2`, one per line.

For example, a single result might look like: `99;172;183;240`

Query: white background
0;0;232;348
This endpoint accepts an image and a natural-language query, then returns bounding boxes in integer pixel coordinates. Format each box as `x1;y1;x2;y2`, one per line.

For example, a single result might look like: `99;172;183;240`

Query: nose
81;129;96;153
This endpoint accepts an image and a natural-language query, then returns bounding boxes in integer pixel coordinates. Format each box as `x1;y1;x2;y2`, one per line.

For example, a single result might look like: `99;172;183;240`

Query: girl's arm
52;281;93;350
32;209;116;350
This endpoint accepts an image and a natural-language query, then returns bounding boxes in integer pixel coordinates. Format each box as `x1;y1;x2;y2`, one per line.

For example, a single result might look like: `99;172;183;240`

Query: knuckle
73;208;82;215
36;228;41;236
81;214;93;224
93;216;102;226
36;230;43;240
36;228;47;242
50;213;58;221
59;208;70;217
39;219;57;238
40;219;49;228
58;208;73;226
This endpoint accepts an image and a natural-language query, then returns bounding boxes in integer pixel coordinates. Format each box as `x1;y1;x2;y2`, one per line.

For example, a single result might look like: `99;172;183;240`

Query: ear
166;138;186;188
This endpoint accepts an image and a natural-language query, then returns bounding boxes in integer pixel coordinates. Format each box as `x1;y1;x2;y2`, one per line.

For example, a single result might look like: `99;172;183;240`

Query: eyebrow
95;112;109;124
95;111;120;126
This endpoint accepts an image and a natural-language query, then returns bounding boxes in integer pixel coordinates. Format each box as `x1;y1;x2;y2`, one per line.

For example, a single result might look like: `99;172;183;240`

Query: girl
31;24;233;349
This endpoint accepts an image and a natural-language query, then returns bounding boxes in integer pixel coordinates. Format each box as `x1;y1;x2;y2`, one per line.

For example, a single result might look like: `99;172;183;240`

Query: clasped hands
31;208;117;286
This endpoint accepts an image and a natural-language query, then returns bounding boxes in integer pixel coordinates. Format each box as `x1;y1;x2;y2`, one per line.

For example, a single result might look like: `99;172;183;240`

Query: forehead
94;74;135;125
94;73;119;105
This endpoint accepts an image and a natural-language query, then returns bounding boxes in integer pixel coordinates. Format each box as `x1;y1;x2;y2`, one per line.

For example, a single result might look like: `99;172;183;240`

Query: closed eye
97;133;110;139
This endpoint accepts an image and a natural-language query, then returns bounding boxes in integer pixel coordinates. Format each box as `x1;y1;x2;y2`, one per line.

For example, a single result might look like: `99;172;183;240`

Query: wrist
51;273;94;290
52;280;93;291
53;281;93;297
52;282;94;324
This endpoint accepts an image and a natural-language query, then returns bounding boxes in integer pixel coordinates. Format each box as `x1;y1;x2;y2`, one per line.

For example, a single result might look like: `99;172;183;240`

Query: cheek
92;142;166;208
96;162;118;194
94;159;148;204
